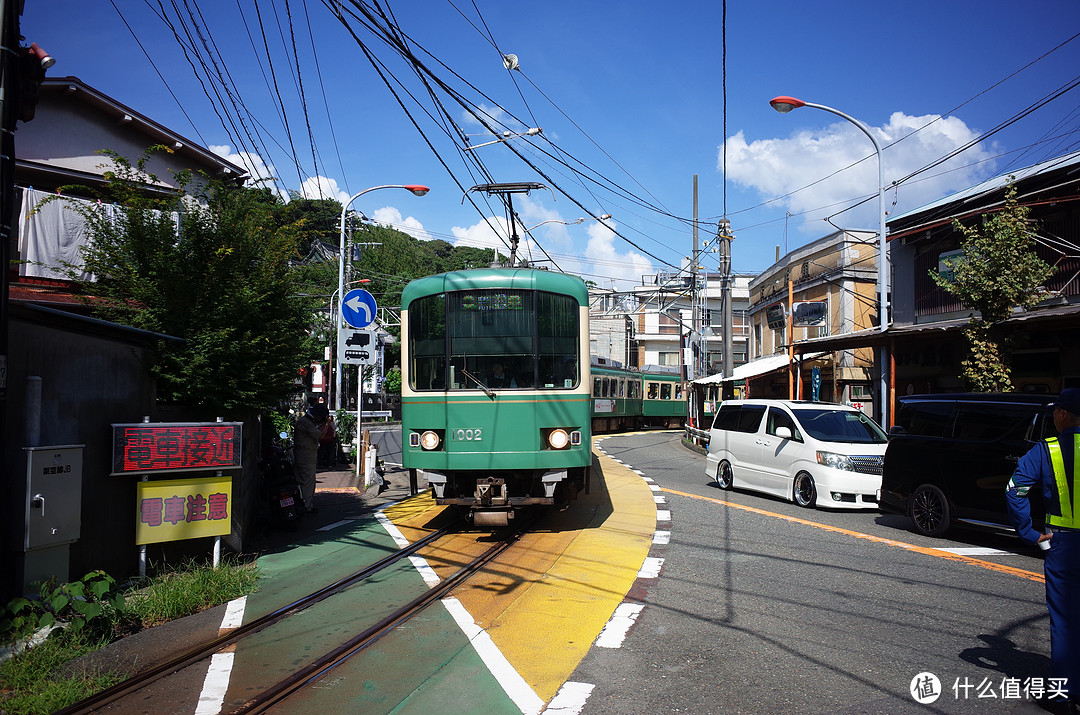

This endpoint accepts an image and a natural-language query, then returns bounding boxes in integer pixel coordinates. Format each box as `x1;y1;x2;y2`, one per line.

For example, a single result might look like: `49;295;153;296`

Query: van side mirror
775;426;792;440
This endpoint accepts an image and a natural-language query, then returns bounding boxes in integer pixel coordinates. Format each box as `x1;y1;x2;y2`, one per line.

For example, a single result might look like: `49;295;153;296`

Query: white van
704;399;887;509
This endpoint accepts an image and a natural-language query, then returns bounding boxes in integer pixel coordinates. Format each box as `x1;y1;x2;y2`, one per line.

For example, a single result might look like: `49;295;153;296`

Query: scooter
258;432;303;530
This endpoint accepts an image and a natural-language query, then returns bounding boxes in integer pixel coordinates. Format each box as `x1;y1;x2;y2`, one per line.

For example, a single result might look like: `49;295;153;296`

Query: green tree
929;183;1054;392
67;150;320;411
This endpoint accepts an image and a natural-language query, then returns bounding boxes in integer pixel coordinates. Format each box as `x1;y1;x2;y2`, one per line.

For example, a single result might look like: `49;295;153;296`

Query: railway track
55;515;531;715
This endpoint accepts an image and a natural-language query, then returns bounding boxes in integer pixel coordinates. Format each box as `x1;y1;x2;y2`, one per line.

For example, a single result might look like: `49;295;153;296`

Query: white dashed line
653;530;671;545
594;603;644;648
656;510;671;522
544;681;595;714
637;557;664;579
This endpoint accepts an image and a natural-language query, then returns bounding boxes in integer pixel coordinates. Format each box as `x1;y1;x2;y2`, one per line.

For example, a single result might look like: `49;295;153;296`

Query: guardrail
685;425;710;445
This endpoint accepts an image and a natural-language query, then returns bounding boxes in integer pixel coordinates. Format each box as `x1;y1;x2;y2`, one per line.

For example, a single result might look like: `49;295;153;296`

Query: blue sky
21;1;1080;289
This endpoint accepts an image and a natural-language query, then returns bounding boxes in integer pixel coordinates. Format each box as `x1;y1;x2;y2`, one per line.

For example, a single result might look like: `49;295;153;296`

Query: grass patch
0;629;125;715
126;556;261;627
0;557;261;715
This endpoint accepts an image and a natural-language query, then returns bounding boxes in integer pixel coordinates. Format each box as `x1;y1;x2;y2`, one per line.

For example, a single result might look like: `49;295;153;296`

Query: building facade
744;229;878;408
631;269;754;380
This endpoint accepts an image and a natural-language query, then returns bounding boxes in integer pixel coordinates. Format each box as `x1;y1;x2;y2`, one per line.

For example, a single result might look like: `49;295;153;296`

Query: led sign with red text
111;422;243;475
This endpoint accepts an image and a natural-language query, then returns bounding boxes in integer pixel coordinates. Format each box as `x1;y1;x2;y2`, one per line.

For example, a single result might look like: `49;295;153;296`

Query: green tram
401;269;592;526
642;366;685;427
590;358;687;431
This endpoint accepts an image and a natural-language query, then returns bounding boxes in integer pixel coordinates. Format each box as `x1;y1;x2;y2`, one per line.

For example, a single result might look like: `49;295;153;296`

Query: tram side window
593;377;602;397
661;383;672;400
647;382;659;399
629;380;641;399
537;292;580;389
408;294;447;390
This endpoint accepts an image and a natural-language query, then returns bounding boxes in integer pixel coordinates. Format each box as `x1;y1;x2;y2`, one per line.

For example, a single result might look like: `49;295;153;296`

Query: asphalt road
572;431;1056;715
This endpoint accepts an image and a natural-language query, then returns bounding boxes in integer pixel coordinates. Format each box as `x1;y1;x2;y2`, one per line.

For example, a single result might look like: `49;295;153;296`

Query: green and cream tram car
401;269;592;525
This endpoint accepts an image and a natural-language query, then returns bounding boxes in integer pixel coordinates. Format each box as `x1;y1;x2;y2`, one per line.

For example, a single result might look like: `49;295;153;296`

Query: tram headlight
420;430;441;451
547;429;570;450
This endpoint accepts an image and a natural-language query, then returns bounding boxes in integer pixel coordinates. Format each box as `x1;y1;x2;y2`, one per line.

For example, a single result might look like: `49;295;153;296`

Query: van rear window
895;402;953;437
712;405;741;431
736;405;766;433
952;404;1038;441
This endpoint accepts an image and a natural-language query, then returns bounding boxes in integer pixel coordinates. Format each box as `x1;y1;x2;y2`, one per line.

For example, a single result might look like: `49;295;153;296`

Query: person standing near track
1006;388;1080;710
294;403;331;515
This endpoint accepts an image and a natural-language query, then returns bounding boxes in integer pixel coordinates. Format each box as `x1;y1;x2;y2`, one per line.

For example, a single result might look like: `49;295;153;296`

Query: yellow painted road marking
459;450;656;701
663;488;1045;584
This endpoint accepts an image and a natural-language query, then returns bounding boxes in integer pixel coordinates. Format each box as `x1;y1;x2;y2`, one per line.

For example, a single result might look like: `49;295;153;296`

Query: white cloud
721;112;998;232
298;175;349;203
209;144;278;187
452;203;650;290
583;219;653;291
451;216;510;254
372;206;432;242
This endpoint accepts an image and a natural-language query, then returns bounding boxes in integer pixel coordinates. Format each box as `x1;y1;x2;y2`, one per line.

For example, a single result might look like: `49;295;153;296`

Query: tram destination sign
111;422;243;476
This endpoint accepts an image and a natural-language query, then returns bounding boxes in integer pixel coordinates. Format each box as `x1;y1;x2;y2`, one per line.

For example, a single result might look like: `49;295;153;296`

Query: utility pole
690;175;699;382
717;218;734;391
0;0;18;599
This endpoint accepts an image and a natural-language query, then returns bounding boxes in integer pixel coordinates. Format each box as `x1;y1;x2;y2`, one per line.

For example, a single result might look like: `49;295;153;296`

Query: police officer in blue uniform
1007;388;1080;709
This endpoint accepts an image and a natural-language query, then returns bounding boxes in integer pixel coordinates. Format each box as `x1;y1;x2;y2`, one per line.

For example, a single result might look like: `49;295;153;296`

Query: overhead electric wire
281;0;324;187
250;0;306;188
329;0;682;269
109;0;209;148
301;0;351;195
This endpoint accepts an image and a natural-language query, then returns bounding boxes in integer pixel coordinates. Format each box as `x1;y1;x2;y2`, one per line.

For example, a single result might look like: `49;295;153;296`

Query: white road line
442;597;545;715
934;546;1018;556
317;519;354;531
375;511;411;549
656;510;671;522
637;557;664;579
543;681;595;714
194;597;247;715
594;603;644;649
219;596;246;629
194;653;235;715
653;530;671;545
648;484;661;492
377;514;542;714
633;469;646;476
409;555;441;587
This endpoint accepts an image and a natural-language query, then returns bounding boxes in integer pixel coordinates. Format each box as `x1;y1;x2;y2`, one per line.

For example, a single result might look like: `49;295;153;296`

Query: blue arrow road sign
342;288;377;329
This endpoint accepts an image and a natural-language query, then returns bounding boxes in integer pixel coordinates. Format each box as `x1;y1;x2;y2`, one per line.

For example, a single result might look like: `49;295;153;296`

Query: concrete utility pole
717;219;734;385
690;175;699;382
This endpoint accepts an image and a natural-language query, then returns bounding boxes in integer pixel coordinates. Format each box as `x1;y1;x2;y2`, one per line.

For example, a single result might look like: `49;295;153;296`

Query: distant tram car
401;269;592;526
589;358;687;432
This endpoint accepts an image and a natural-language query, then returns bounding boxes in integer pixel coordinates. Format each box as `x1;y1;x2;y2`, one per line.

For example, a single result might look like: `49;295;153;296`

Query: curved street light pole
335;184;429;410
769;96;890;426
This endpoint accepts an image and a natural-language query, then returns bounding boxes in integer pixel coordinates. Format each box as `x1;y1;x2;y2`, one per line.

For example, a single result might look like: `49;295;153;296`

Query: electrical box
24;445;83;550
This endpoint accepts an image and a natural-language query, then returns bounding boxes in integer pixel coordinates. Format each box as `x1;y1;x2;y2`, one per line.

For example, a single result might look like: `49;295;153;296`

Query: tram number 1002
451;428;483;442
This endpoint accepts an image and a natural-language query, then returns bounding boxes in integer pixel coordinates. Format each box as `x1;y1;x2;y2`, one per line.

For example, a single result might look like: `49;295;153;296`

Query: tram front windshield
409;289;579;391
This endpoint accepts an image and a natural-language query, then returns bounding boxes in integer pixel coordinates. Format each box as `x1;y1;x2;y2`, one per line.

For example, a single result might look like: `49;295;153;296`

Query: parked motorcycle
258;432;303;530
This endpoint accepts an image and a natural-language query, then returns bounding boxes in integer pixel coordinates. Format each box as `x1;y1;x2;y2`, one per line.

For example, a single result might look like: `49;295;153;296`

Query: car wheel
716;460;733;490
793;471;816;508
909;484;951;538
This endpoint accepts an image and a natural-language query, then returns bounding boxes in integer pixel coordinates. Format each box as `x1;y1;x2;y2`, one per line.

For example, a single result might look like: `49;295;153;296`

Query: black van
879;393;1056;538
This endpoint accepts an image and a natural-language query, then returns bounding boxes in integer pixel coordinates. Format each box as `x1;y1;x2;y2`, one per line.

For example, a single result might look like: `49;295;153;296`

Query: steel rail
56;521;459;715
230;515;540;714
